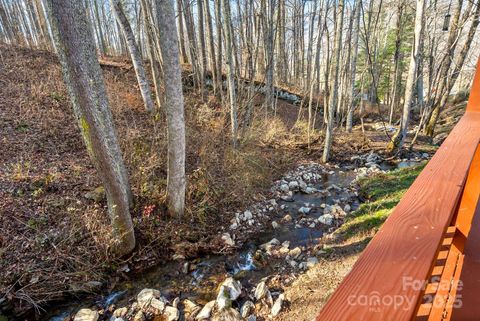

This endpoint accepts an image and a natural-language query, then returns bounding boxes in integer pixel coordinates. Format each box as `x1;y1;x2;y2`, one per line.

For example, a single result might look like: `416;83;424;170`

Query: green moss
335;164;425;240
80;116;94;155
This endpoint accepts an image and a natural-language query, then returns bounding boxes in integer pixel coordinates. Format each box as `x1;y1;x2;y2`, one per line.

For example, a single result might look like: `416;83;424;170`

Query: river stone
164;306;179;321
344;204;351;213
150;298;166;313
272;221;279;229
280;184;289;192
183;299;199;313
247;315;256;321
254;281;268;300
289;247;302;259
288;181;299;190
240;300;255;318
195;301;215;320
271;294;285;317
216;278;242;310
318;214;334;225
306;257;319;268
298;207;311;214
212;308;243;321
74;309;99;321
113;307;128;318
244;210;253;220
137;288;160;308
133;311;145;321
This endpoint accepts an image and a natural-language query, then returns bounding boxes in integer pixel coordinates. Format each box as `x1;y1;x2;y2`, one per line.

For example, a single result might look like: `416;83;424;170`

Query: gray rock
306;257;319;268
216;277;242;310
247;315;257;321
164;306;180;321
272;221;279;229
244;210;253;220
74;309;99;321
240;300;255;318
254;281;269;300
298;207;311;214
195;301;215;320
318;214;334;225
271;294;285;316
289;247;302;258
137;288;160;308
280;184;289;192
288;181;299;190
150;298;166;313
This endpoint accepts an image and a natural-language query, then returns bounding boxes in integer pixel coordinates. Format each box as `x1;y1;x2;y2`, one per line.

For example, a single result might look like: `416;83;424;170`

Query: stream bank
45;151;429;321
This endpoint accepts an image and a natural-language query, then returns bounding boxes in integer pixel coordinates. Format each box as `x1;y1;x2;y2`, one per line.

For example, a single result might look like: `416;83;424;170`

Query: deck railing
316;59;480;321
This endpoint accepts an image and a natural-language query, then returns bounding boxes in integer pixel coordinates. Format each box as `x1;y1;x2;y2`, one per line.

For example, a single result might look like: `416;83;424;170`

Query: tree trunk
110;0;155;112
221;0;238;147
45;0;135;256
346;0;361;132
322;0;344;163
387;0;426;152
197;0;207;99
388;1;404;124
154;0;186;217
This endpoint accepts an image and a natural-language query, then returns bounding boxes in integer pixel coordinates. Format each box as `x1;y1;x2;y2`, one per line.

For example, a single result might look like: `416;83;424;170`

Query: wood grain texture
317;109;480;319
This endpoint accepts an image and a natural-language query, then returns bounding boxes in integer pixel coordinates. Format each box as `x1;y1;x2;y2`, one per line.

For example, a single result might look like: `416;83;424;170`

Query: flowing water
44;161;420;321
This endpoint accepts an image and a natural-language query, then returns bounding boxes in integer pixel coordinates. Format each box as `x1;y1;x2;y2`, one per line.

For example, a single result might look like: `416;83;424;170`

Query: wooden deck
316;60;480;321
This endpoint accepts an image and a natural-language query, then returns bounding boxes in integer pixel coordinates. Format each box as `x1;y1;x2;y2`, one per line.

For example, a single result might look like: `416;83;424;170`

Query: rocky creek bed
45;151;430;321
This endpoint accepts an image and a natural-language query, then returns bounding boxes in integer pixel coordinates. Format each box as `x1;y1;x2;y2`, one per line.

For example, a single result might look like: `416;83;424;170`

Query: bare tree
45;0;135;256
322;0;344;163
388;0;426;152
222;0;238;147
155;0;186;217
110;0;155;112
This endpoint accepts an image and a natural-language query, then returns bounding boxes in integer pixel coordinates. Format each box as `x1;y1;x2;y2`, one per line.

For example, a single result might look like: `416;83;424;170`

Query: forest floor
0;44;466;320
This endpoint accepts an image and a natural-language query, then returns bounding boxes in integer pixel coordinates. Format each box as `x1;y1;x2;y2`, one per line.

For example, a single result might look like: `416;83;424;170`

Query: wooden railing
317;59;480;321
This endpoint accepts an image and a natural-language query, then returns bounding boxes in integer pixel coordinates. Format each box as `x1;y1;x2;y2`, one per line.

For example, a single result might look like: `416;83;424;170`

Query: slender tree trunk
221;0;238;147
45;0;135;256
155;0;186;217
387;0;426;152
177;0;188;64
388;1;404;124
197;0;207;99
346;0;361;132
204;0;218;94
110;0;155;112
322;0;344;163
214;0;223;100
